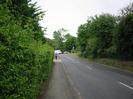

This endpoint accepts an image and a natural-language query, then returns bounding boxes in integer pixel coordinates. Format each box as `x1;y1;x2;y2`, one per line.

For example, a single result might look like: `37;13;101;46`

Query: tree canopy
53;29;77;52
77;3;133;59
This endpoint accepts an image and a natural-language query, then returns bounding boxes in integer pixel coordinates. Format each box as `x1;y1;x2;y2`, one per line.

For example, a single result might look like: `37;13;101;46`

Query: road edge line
61;59;84;99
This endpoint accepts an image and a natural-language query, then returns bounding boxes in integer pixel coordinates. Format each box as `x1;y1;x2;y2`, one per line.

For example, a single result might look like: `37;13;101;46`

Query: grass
94;58;133;72
71;52;133;72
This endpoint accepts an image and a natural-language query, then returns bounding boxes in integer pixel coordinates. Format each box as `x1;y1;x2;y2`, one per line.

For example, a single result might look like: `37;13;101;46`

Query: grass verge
71;53;133;72
94;58;133;72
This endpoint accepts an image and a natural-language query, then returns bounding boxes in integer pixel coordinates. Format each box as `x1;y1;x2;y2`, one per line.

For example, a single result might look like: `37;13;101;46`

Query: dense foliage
0;0;53;99
53;29;64;51
64;34;77;52
53;29;77;52
77;23;89;57
116;13;133;59
77;3;133;59
78;14;116;58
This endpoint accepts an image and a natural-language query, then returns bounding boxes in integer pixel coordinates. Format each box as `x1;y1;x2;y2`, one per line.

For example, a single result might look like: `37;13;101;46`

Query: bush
0;6;54;99
0;43;53;99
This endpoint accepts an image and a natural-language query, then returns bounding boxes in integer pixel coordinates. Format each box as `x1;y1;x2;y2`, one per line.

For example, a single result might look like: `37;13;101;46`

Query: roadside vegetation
76;3;133;71
94;58;133;72
0;0;53;99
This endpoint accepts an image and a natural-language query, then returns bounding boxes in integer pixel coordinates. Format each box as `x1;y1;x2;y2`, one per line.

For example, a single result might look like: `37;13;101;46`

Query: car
54;50;62;54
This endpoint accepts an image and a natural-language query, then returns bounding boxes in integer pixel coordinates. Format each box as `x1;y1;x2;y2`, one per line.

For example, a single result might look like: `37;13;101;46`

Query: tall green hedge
0;2;54;99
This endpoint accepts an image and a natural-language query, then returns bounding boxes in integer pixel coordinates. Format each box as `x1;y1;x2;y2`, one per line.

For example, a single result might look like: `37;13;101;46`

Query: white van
54;50;62;54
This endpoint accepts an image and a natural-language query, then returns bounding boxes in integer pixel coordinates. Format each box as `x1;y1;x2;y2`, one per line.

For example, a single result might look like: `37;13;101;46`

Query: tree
120;3;133;16
88;14;116;57
116;14;133;59
77;23;90;57
112;3;133;60
5;0;45;41
64;34;77;52
77;14;116;58
53;29;65;51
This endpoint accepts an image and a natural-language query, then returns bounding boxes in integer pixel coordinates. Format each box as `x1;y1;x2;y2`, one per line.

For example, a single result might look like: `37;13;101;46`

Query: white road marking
119;82;133;90
87;66;92;70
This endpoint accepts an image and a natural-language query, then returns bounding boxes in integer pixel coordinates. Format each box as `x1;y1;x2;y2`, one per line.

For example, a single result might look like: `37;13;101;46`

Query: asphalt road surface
44;54;133;99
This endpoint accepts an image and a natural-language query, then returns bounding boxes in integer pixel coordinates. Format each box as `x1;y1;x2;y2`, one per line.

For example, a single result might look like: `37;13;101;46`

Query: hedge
0;8;54;99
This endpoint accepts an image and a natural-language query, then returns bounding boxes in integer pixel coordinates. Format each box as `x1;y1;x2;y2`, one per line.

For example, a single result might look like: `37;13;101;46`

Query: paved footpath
39;59;79;99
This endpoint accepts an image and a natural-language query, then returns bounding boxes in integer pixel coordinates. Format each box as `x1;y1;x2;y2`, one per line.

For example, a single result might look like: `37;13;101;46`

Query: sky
31;0;132;39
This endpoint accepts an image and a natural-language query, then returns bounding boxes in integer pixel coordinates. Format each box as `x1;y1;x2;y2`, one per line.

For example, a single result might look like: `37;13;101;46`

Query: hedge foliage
0;1;54;99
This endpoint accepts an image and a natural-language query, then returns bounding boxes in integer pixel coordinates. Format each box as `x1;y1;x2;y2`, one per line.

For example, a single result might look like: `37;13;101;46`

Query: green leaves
116;14;133;59
53;29;65;51
53;29;77;52
77;3;133;60
77;14;116;58
0;1;54;99
64;34;77;52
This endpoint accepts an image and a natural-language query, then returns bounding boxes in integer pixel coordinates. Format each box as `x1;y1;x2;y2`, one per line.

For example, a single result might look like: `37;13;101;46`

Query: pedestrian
55;53;58;60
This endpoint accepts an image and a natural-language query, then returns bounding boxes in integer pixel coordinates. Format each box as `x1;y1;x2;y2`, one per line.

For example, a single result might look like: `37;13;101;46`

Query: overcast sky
31;0;132;39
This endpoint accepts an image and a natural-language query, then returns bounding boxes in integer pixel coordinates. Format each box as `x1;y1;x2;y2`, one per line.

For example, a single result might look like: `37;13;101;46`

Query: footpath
39;58;78;99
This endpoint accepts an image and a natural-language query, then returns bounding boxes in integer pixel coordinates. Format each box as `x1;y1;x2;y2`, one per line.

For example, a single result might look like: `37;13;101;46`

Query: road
43;54;133;99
